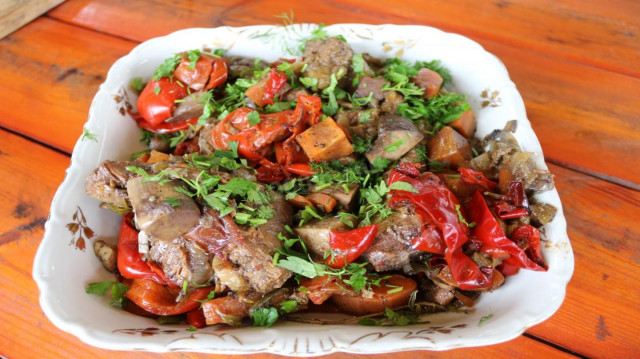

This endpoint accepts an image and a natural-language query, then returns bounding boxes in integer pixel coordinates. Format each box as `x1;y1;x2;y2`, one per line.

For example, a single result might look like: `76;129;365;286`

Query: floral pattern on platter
481;88;502;108
66;206;94;251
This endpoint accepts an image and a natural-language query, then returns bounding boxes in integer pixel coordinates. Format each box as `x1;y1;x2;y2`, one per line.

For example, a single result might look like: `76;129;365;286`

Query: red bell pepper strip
116;214;176;287
458;167;497;192
186;309;207;328
245;68;287;107
255;163;286;183
327;224;379;269
466;191;546;274
136;77;189;126
174;54;228;91
275;141;309;167
388;166;492;290
124;278;216;316
286;163;315;177
205;57;229;90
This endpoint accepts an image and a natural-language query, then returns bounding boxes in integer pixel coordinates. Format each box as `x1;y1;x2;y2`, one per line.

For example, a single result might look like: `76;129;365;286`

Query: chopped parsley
86;281;128;307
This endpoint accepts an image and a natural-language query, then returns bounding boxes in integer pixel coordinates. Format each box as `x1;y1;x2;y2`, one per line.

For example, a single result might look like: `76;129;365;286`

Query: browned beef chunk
282;88;310;102
354;76;388;101
149;236;214;288
380;89;404;114
419;276;455;306
185;195;293;294
86;160;141;206
365;206;423;273
302;38;353;89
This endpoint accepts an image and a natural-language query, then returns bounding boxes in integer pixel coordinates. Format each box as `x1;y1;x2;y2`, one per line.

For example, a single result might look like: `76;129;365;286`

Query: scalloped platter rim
33;23;574;355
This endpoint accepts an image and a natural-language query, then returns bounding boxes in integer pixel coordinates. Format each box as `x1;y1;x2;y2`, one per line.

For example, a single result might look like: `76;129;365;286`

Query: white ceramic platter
33;24;574;355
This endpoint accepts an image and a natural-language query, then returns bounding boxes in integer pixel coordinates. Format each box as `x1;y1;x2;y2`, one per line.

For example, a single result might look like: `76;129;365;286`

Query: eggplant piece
354;76;388;101
428;125;472;168
365;115;424;164
294;217;352;259
498;152;554;194
126;177;201;241
530;202;558;227
165;91;205;124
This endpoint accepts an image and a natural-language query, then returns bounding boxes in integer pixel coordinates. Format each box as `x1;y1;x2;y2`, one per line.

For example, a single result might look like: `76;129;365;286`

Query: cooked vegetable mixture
86;34;556;328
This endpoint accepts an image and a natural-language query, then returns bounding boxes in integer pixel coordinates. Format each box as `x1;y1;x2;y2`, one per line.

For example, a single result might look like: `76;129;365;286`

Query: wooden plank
2;15;638;185
525;163;640;358
0;17;137;154
0;131;575;359
48;0;640;77
0;0;64;39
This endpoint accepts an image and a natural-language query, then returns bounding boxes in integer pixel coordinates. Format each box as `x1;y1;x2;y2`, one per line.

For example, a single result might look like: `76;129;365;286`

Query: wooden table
1;1;638;358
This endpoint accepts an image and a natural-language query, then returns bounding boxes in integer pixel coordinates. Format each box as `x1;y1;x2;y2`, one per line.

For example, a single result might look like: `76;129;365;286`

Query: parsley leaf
455;204;476;228
389;181;419;193
130;77;144;92
352;53;366;75
81;127;98;142
248;111;261;125
86;281;128;307
153;53;182;80
252;307;279;327
165;197;181;207
478;312;494;327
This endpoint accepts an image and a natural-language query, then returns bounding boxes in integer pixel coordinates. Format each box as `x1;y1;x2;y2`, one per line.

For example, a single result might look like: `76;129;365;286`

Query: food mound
85;35;556;328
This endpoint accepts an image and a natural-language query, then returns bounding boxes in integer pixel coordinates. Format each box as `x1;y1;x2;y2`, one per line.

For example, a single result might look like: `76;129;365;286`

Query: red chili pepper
116;214;176;287
510;224;548;270
327;224;379;269
136;77;189;126
466;191;546;274
458;168;497;192
124;278;215;316
388;168;492;290
490;180;529;220
186;309;207;328
410;222;446;254
286;163;315;177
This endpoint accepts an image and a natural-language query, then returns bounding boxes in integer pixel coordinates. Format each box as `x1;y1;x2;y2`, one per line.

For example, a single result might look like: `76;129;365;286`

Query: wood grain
1;12;638;185
524;164;640;358
48;0;640;77
0;17;137;153
0;0;64;39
